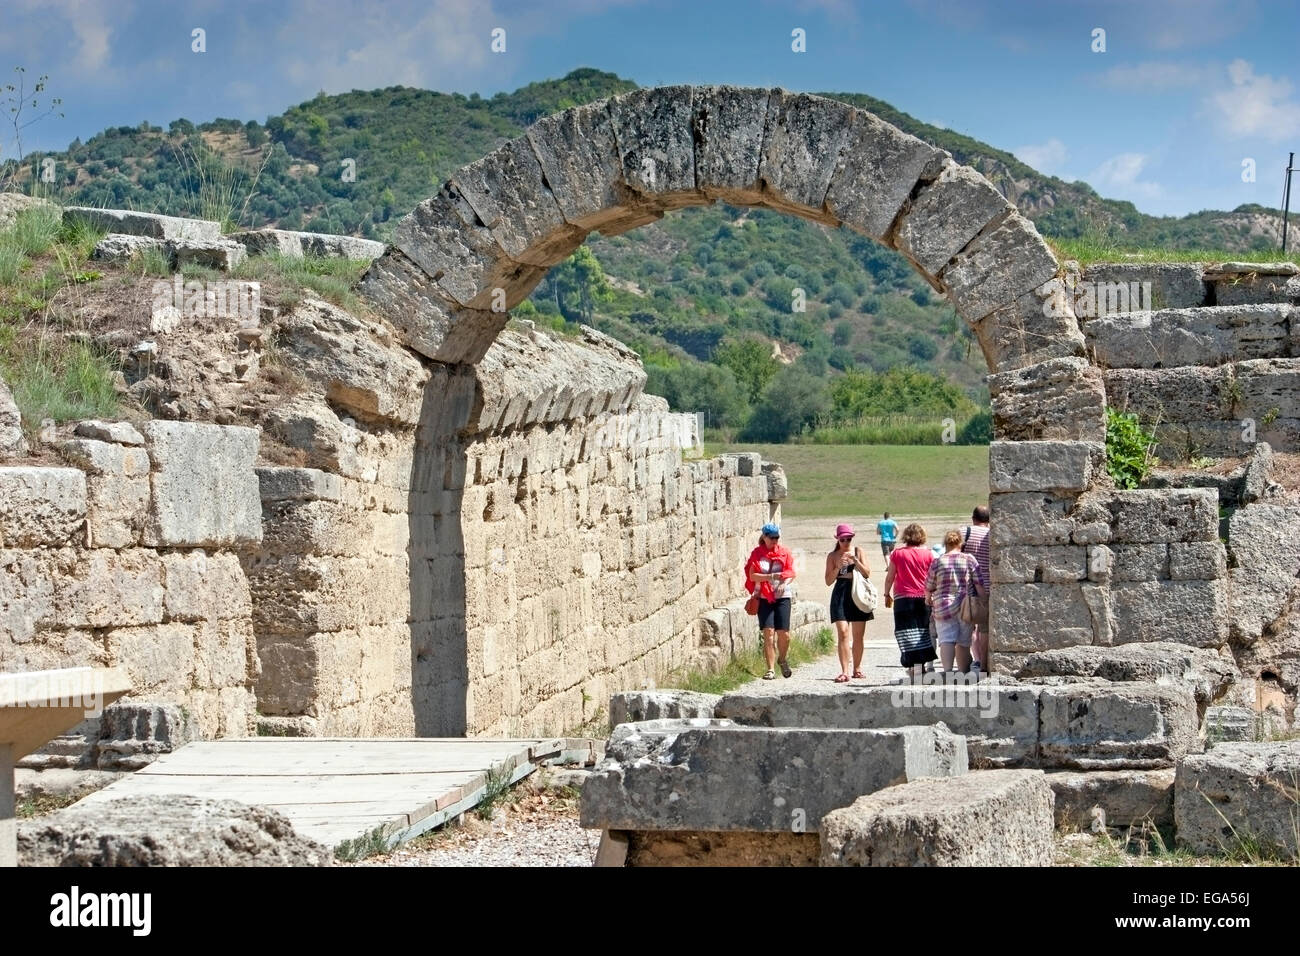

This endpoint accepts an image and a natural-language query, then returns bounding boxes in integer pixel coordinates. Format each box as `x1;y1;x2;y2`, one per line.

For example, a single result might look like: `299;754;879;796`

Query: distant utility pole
1283;151;1295;254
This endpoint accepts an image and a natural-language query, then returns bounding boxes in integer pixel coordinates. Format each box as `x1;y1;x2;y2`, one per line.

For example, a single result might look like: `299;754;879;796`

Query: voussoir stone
757;91;857;223
607;86;705;210
17;794;333;866
579;718;967;832
692;85;773;205
941;212;1060;323
893;161;1010;277
819;769;1055;866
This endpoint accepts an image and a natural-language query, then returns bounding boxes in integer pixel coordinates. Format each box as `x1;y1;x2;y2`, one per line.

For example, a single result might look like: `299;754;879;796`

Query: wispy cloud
1205;58;1300;141
1015;137;1067;174
1095;61;1216;91
1089;152;1164;200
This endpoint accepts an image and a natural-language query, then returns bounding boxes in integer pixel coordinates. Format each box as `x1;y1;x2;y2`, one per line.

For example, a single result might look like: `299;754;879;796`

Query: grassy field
705;442;989;517
1048;238;1300;267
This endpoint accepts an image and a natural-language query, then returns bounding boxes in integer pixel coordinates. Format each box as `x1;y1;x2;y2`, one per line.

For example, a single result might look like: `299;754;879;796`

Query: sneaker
970;661;981;681
779;658;792;678
762;669;777;680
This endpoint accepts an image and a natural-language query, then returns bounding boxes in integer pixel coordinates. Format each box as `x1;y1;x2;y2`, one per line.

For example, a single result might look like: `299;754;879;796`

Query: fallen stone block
229;228;385;261
167;237;246;271
17;794;333;866
63;207;221;241
608;689;722;726
95;700;201;770
0;192;59;231
1017;642;1237;710
1046;768;1176;830
92;233;167;264
74;419;146;446
580;718;966;832
1038;682;1200;770
820;769;1055;866
716;681;1040;767
1175;741;1300;860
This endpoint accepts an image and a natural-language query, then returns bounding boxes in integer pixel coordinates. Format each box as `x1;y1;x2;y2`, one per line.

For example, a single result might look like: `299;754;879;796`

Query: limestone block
757;91;857;223
990;582;1096;651
0;373;26;456
1103;365;1229;428
111;622;195;695
52;548;166;629
971;278;1087;372
825;108;947;242
141;421;262;548
1038;682;1199;769
95;701;200;770
990;545;1087;584
691;85;772;205
1226;503;1300;644
1109;580;1227;647
391;187;544;311
244;552;408;636
1107;543;1169;582
92;233;166;265
57;438;150;548
716;682;1041;768
167;237;246;271
989;357;1106;443
941;212;1060;323
1175;742;1300;859
1017;642;1237;709
762;462;788;501
988;440;1097;494
1082;262;1208;310
1212;272;1296;306
608;690;723;726
893;162;1010;276
1047;768;1176;829
1085;304;1290;369
17;795;332;866
607;86;706;210
358;249;508;364
1105;488;1219;544
449;135;585;267
74;419;145;445
1168;541;1227;580
63;207;221;241
228;228;385;261
256;466;345;503
0;192;58;231
0;467;86;547
161;550;251;622
1238;357;1300;420
580;719;966;832
820;769;1055;866
989;491;1077;547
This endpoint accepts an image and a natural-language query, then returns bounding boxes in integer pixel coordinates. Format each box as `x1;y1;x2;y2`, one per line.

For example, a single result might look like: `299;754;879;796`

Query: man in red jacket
745;522;797;680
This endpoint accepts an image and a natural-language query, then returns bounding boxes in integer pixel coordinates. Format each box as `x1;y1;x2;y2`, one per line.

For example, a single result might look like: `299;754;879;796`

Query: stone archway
357;86;1126;735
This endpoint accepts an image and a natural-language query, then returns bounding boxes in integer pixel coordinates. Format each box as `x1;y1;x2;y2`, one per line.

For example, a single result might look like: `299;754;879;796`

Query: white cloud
1089;152;1164;201
1206;58;1300;141
1014;138;1068;174
13;0;121;76
1096;61;1215;91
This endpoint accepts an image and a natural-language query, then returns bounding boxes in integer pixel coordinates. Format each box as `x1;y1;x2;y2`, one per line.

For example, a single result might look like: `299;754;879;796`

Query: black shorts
757;597;791;631
830;578;873;623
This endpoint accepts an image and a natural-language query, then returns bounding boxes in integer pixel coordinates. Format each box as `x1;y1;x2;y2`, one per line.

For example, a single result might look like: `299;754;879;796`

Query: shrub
1105;406;1158;489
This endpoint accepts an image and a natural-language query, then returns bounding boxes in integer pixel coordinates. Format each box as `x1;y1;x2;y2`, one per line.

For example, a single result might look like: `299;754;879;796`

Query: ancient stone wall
1;420;263;755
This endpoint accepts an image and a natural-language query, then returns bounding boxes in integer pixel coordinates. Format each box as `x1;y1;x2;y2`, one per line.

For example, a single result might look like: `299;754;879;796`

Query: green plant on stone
475;761;516;820
1105;407;1158;489
1261;407;1279;428
333;823;395;862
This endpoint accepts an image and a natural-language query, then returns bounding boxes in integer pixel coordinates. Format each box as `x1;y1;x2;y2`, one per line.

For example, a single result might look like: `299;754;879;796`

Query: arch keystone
756;92;857;224
692;85;775;205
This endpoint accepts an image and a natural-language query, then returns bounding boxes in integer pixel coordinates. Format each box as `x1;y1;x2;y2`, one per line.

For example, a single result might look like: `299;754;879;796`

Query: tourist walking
745;523;796;680
926;530;984;675
883;523;936;679
824;523;873;683
877;512;898;558
962;505;992;674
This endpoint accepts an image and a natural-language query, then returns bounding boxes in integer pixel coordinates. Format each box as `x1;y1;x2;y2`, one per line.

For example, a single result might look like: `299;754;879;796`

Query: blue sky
2;0;1297;217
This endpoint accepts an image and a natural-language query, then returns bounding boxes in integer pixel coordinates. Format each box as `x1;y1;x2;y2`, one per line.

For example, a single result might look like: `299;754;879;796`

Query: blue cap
761;523;781;537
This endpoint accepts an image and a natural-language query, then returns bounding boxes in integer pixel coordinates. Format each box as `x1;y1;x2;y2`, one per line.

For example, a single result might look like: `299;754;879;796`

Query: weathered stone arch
358;86;1119;736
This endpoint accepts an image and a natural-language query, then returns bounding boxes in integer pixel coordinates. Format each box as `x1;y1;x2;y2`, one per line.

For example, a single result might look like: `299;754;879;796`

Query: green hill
2;68;1290;441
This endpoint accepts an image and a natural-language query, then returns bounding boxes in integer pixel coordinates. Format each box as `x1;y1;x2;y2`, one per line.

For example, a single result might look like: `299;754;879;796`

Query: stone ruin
2;86;1298;781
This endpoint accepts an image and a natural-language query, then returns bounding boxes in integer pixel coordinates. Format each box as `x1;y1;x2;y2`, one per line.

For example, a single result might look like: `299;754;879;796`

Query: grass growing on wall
1050;238;1300;268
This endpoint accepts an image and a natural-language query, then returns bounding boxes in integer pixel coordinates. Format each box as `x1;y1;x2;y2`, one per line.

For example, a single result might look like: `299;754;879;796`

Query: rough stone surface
716;682;1040;767
1085;304;1291;369
1047;768;1176;829
74;419;146;446
1226;503;1300;645
1175;741;1300;859
0;192;58;230
63;207;221;241
608;689;722;726
92;233;167;264
580;718;967;832
1082;262;1209;310
1038;682;1200;769
972;278;1087;372
1017;642;1237;708
56;438;150;548
989;440;1097;493
0;467;86;547
17;794;333;866
95;700;201;770
941;212;1060;323
757;92;857;222
141;421;262;548
820;769;1055;866
229;228;385;261
0;373;28;456
989;357;1106;443
167;237;247;271
893;161;1010;277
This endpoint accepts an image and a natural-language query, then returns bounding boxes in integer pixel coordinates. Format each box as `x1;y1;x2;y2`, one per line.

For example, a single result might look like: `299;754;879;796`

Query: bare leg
956;645;972;672
851;622;866;676
777;630;791;666
940;643;956;672
836;621;851;676
763;629;777;670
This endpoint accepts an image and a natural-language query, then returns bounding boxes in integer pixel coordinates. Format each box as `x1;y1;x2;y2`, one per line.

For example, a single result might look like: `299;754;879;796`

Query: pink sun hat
835;523;855;538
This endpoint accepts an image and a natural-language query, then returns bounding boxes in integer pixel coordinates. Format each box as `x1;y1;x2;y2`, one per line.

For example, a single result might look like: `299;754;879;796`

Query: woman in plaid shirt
925;529;985;675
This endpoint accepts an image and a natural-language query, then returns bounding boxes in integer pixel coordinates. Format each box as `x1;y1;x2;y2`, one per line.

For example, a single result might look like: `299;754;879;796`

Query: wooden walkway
76;737;587;850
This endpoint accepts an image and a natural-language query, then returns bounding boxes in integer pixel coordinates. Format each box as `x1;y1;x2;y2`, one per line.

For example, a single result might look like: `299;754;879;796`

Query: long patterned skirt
893;596;936;668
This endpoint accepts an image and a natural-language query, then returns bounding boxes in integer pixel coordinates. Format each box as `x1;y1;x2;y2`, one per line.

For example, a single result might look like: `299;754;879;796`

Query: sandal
779;659;792;679
852;670;865;679
762;669;777;680
833;673;850;683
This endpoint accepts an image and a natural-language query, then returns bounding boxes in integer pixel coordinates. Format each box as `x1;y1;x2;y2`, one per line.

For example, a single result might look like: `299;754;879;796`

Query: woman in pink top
883;522;936;679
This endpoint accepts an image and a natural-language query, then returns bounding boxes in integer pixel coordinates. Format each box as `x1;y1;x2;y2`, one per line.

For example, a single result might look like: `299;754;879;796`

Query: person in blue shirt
877;513;899;559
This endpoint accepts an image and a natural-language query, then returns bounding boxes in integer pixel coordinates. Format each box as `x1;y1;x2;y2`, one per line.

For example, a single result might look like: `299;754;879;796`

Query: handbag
744;591;759;615
958;565;989;626
851;569;879;614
